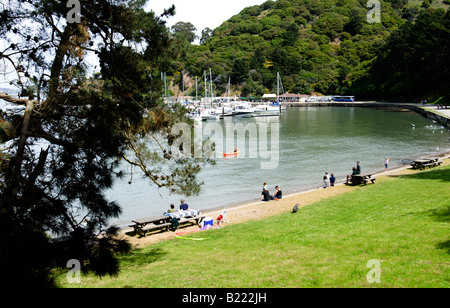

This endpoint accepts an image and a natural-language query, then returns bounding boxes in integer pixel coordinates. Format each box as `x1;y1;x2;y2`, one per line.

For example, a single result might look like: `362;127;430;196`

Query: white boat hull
252;111;280;117
252;104;281;117
233;112;254;118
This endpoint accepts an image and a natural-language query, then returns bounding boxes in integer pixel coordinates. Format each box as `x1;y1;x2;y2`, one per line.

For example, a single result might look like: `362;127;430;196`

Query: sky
146;0;267;33
0;0;267;91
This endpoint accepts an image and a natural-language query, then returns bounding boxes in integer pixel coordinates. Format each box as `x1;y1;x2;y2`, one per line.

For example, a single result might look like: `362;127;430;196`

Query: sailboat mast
277;72;282;115
182;69;185;104
162;72;169;106
228;77;231;101
209;68;213;108
204;70;207;107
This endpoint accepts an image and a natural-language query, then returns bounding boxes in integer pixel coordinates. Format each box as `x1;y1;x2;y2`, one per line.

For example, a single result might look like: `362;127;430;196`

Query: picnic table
129;210;204;237
349;173;377;186
410;158;442;170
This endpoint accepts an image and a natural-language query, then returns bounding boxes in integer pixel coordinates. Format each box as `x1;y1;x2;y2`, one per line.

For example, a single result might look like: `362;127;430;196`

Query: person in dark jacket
274;186;282;199
260;189;273;202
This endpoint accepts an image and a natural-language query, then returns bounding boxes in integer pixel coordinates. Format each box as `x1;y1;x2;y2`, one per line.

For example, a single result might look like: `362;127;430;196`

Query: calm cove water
107;106;450;227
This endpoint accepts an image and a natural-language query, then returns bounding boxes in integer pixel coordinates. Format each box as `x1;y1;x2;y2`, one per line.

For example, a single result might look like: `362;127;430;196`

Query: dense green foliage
0;0;208;287
178;0;449;101
364;8;450;101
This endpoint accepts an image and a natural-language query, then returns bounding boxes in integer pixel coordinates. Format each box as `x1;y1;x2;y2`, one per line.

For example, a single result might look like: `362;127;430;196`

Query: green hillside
176;0;450;102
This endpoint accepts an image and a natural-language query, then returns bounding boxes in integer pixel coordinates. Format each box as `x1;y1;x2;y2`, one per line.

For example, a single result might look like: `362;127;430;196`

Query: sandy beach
121;153;450;249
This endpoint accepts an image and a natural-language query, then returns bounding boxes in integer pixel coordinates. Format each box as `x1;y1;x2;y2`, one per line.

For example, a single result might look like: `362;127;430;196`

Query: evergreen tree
0;0;208;286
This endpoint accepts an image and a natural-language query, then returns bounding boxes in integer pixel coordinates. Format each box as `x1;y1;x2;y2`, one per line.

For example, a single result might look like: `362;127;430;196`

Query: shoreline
109;102;450;230
281;101;450;128
118;102;450;247
121;153;450;249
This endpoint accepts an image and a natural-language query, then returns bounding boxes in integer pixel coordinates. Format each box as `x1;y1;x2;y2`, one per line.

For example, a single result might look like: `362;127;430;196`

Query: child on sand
323;175;328;189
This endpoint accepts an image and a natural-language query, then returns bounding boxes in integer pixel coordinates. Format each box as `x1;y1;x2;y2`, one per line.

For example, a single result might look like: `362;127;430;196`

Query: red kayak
223;151;239;157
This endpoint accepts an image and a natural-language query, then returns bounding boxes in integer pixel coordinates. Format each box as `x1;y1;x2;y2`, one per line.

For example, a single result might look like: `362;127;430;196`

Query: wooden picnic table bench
129;211;205;237
349;173;377;186
129;215;172;236
410;158;442;170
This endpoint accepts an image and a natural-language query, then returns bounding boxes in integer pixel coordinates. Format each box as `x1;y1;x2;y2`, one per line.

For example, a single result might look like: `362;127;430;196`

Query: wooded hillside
174;0;450;102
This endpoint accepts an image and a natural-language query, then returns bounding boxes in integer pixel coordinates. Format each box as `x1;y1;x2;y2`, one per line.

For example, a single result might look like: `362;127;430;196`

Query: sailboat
218;78;235;118
253;72;284;117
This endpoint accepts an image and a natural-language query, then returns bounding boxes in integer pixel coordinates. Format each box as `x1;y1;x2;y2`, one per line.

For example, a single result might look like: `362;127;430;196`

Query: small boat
200;108;220;121
252;104;281;117
232;103;254;118
217;104;234;118
223;151;239;157
189;113;206;121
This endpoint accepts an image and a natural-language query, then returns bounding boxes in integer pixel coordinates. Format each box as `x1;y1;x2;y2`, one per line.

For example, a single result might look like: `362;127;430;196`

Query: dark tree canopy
171;21;198;43
0;0;208;287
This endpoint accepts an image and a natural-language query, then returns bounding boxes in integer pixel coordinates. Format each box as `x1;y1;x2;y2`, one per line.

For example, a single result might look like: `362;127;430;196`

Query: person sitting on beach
261;189;273;202
179;199;189;211
330;174;336;186
274;186;282;199
167;204;176;213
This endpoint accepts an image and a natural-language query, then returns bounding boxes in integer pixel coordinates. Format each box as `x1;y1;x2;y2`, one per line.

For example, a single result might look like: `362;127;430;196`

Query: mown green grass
57;165;450;288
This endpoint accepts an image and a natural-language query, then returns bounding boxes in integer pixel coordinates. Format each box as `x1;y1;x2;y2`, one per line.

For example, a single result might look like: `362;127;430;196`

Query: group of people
322;172;336;189
345;161;362;185
260;182;282;202
167;199;189;213
175;159;389;213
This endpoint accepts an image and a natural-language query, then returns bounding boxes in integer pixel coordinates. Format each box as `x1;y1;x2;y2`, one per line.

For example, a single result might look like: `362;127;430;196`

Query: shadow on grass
120;247;167;267
437;240;450;255
400;167;450;182
427;206;450;223
426;204;450;255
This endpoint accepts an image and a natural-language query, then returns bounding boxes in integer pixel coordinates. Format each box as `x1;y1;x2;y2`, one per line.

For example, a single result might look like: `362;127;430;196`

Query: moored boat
252;104;281;117
232;102;254;118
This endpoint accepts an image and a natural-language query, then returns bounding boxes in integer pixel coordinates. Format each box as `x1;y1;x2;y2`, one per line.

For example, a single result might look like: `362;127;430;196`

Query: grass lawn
57;165;450;288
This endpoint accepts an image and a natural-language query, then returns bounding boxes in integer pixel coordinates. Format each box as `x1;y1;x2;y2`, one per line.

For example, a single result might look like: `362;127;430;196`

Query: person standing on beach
330;173;336;186
356;161;361;174
384;158;389;172
323;175;328;189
